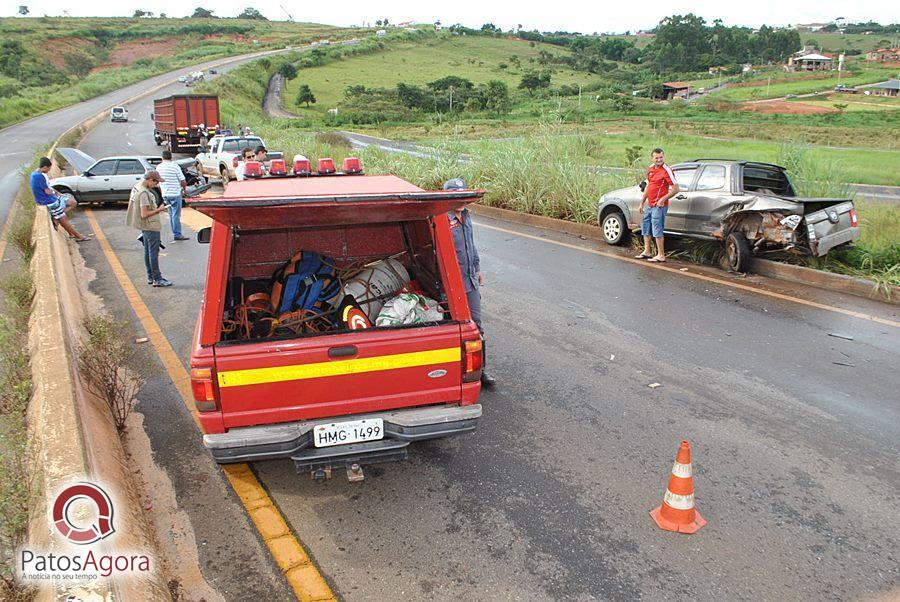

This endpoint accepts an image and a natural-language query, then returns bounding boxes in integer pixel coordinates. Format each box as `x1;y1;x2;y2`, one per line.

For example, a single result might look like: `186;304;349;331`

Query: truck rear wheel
220;167;230;184
725;232;751;273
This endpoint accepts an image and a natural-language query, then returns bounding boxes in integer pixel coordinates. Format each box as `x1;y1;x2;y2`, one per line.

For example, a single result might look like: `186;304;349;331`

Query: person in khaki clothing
126;171;172;287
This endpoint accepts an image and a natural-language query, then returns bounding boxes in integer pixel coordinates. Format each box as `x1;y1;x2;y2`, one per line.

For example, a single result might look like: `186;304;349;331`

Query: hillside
281;35;608;116
0;17;352;127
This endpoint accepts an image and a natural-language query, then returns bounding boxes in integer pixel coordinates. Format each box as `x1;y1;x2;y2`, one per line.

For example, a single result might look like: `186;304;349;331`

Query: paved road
74;104;900;599
0;48;307;600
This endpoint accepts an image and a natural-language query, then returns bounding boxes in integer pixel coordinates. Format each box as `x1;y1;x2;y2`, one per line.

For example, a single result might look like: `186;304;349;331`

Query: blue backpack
270;251;341;314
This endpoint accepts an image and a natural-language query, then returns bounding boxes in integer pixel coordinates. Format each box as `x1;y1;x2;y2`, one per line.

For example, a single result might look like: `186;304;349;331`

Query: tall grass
778;142;899;291
360;126;627;224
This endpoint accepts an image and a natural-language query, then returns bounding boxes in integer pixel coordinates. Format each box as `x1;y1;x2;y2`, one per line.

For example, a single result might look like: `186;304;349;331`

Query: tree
191;7;215;18
133;9;153;17
0;40;26;76
612;95;635;113
278;63;298;80
518;71;550;95
482;80;510;114
159;12;167;18
481;23;499;33
375;19;382;27
237;7;267;20
296;84;316;107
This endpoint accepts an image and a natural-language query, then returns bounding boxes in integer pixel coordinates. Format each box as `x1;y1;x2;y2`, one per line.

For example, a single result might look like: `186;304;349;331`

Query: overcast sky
2;0;898;34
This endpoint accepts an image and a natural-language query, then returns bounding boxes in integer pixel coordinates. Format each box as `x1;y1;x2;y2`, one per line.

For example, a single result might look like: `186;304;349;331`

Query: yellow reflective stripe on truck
217;347;462;388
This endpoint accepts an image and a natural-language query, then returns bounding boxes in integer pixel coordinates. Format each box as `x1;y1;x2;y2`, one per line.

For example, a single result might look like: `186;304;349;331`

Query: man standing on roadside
444;178;496;389
636;148;680;263
155;150;189;241
30;157;88;242
126;171;172;287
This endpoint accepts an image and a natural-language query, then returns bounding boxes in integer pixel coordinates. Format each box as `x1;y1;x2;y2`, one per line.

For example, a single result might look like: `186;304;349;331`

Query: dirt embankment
741;100;836;115
41;37;99;70
103;38;181;68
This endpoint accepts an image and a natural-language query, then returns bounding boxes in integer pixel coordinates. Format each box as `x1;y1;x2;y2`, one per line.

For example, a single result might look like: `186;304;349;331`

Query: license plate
313;418;384;448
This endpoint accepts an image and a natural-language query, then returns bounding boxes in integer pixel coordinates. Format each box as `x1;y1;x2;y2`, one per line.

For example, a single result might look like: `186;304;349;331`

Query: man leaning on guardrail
30;157;88;242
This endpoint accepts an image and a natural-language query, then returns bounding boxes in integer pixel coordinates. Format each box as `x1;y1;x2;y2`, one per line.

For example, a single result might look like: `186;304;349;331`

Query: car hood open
54;148;95;174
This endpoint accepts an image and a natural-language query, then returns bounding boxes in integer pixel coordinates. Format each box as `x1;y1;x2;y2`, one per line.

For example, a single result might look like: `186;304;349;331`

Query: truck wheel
725;232;751;273
601;211;630;246
220;167;230;185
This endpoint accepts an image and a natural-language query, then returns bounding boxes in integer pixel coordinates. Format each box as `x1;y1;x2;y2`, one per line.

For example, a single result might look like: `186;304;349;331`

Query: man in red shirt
636;148;680;262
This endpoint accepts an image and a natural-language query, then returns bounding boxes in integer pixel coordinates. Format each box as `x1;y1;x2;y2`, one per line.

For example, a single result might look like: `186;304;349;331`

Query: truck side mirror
197;227;212;244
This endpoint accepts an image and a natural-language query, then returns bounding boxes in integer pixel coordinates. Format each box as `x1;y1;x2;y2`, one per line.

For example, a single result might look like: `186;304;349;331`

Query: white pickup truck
195;135;283;183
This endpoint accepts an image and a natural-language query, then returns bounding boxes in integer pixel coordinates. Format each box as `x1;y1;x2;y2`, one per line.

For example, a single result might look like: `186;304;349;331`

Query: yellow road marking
180;206;213;232
478;222;900;329
219;347;460;388
83;209;335;602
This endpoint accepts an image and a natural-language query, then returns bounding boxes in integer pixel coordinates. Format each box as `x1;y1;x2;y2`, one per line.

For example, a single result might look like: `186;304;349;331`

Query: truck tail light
462;339;483;383
293;155;311;175
317;158;336;174
342;157;362;174
233;157;240;168
191;368;219;412
849;208;858;227
244;161;263;178
269;159;287;176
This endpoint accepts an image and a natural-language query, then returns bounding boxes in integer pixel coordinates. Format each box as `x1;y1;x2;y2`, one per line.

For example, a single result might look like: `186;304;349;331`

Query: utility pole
449;87;454;112
578;84;582;111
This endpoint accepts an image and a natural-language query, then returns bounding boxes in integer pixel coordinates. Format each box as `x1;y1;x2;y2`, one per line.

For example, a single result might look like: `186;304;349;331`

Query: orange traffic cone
650;440;706;534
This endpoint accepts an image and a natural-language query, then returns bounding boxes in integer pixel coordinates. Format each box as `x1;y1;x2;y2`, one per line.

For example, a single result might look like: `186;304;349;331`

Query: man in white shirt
234;147;255;181
155;150;188;241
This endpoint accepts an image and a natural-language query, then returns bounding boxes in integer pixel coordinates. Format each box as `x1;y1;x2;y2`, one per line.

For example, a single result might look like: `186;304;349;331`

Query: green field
281;35;605;115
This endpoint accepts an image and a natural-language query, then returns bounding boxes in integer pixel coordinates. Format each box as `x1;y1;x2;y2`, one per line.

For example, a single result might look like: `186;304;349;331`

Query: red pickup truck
189;172;485;479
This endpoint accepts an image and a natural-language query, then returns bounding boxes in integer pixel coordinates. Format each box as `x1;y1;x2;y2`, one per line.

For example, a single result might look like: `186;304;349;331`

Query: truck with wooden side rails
152;94;220;153
188;163;485;481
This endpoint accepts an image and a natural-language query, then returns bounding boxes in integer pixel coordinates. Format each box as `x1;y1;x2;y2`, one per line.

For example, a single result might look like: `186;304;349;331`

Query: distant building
787;53;833;71
660;82;691;100
868;79;900;97
867;48;900;62
794;22;830;32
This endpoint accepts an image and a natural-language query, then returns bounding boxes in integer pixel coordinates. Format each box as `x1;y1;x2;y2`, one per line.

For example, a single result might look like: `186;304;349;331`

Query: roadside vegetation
0;159;38;601
0;17;347;128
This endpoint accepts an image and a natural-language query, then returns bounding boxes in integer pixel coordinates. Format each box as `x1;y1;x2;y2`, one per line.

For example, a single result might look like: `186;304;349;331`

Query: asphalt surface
70;101;900;600
0;49;303;600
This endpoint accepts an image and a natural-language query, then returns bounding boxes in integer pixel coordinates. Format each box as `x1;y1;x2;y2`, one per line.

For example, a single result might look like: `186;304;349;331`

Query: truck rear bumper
203;403;482;464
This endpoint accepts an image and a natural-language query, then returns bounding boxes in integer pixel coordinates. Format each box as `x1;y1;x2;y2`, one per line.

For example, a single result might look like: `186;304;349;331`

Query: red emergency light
293;155;311;176
317;158;336;174
342;157;363;174
268;158;287;176
243;161;264;179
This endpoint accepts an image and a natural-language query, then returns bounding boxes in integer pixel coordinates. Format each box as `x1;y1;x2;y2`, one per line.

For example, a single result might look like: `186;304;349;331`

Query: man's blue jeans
164;195;183;238
141;230;162;282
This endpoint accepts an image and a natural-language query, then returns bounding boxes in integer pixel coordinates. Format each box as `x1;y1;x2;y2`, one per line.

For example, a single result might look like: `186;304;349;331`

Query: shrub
78;315;147;433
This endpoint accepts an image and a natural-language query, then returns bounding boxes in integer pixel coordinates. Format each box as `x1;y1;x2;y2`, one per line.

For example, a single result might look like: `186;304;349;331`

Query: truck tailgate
803;201;860;256
213;324;464;429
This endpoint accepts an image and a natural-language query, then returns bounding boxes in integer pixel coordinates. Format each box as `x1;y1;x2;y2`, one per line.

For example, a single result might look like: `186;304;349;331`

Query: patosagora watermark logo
18;480;152;583
52;482;115;544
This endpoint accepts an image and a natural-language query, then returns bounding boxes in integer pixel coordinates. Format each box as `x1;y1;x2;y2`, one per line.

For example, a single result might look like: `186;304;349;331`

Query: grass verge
0;160;39;601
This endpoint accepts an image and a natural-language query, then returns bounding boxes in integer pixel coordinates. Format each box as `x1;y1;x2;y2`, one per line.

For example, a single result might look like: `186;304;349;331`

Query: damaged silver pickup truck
597;159;861;272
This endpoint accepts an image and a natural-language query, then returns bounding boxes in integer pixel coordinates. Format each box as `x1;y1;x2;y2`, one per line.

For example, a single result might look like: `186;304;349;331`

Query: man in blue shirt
444;178;495;389
30;157;87;241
